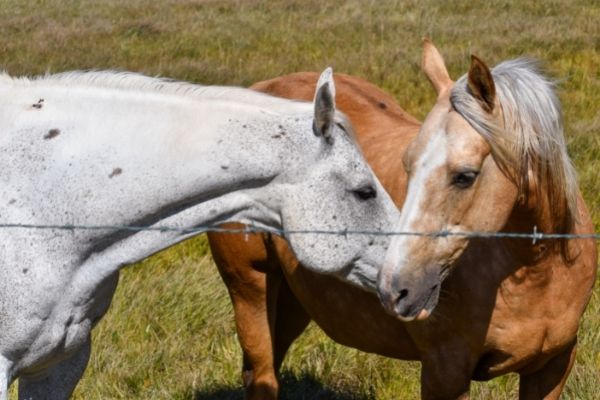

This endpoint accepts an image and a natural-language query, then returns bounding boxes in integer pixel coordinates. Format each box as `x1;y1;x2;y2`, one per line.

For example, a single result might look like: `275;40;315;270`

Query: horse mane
0;70;358;145
450;59;578;253
0;70;310;112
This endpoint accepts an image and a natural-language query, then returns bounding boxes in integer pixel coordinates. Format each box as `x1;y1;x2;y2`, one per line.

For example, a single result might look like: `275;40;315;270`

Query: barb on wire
0;222;598;241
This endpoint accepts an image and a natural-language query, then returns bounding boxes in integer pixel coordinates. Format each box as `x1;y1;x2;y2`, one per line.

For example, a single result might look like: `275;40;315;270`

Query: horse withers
0;68;399;399
209;41;596;400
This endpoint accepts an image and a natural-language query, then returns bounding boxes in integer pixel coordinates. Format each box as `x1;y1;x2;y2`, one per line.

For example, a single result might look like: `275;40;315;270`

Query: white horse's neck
0;73;317;273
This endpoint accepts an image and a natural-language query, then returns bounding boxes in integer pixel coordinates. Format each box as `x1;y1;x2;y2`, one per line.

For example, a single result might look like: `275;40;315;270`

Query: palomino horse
0;69;400;399
209;42;596;399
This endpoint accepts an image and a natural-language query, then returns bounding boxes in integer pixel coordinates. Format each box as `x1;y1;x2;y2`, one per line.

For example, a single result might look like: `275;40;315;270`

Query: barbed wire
0;222;598;243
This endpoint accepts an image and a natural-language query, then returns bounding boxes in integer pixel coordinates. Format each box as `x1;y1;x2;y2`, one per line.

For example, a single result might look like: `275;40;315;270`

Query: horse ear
313;67;336;144
467;55;496;113
422;38;453;96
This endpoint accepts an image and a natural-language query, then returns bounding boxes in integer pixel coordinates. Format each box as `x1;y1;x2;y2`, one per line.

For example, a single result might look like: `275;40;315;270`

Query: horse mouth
409;264;450;321
410;283;440;321
440;263;452;281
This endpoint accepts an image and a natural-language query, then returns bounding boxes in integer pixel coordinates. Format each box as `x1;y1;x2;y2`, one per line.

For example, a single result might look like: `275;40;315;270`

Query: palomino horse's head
279;68;399;289
377;41;578;320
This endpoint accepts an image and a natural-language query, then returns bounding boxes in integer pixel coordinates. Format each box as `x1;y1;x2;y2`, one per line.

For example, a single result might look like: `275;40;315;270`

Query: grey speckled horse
0;68;398;399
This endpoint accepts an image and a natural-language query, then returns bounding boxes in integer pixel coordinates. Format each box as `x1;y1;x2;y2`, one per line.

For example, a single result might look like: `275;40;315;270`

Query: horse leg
238;274;311;400
273;277;311;372
420;346;473;400
0;356;12;400
518;340;577;400
241;268;286;400
0;376;6;400
209;229;282;400
18;336;91;400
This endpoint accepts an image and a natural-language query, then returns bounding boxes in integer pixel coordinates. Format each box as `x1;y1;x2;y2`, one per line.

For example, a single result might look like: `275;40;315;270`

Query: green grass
1;0;599;398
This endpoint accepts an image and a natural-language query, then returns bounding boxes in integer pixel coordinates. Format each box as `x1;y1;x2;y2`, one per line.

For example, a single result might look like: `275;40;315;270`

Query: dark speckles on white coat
44;129;61;140
108;168;123;178
32;99;44;109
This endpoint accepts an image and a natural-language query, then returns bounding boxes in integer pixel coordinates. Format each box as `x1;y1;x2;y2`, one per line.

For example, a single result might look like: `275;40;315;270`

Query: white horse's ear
313;67;336;144
467;55;496;113
422;38;453;96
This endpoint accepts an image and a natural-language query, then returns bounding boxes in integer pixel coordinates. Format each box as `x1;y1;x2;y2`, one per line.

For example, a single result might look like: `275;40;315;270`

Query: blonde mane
450;59;578;237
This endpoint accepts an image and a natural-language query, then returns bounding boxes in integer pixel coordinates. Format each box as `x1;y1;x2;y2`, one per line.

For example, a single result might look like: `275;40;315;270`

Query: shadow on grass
194;373;371;400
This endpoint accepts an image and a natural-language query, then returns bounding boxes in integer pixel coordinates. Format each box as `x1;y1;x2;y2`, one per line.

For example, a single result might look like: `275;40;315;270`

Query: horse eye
452;170;479;189
352;185;377;201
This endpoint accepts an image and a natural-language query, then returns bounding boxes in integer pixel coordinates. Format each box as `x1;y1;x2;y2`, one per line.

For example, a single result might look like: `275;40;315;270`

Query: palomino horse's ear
313;67;336;144
422;38;453;96
467;55;496;113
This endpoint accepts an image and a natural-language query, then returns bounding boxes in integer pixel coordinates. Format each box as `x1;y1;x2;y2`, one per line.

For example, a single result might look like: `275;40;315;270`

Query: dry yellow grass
1;0;599;398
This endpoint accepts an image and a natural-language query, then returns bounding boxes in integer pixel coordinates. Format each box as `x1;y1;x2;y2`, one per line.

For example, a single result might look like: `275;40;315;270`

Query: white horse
0;68;398;399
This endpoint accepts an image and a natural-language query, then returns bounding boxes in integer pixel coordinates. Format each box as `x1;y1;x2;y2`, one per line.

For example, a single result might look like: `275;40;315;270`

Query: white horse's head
274;68;399;289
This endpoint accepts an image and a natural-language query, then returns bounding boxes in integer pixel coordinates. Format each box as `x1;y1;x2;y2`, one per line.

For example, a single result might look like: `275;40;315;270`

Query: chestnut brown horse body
208;59;596;398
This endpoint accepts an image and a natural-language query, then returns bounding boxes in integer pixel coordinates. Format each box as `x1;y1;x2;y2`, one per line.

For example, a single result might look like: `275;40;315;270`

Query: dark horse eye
452;170;479;189
352;185;377;201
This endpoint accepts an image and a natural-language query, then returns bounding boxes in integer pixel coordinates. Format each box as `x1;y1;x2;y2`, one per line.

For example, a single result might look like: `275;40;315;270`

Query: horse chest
13;272;118;375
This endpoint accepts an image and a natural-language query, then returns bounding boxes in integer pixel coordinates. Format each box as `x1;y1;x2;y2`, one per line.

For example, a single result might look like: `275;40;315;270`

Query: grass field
1;0;599;398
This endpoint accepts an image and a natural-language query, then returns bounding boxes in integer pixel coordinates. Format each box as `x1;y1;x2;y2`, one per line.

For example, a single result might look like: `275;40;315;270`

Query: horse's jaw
339;258;380;292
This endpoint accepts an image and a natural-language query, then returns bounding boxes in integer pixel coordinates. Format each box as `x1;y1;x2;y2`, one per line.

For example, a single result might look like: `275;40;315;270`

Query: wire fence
0;223;598;244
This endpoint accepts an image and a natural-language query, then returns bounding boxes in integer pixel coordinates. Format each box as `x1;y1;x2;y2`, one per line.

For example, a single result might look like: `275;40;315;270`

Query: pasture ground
1;0;599;398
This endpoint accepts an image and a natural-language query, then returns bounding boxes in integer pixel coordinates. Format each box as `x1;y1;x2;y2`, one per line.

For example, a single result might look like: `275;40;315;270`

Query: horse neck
2;81;317;265
500;183;577;266
501;203;550;265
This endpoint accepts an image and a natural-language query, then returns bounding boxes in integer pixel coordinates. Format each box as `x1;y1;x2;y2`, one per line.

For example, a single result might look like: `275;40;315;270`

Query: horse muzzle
377;263;442;322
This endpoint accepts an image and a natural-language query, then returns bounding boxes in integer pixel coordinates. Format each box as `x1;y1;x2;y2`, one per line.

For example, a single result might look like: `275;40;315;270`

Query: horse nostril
398;289;408;301
392;288;411;316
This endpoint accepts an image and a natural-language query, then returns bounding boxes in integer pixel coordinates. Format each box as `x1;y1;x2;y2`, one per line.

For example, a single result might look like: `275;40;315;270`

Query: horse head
377;40;578;320
276;68;399;289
